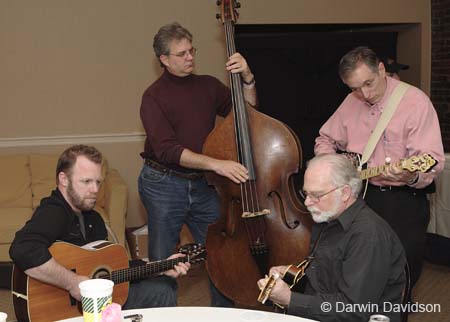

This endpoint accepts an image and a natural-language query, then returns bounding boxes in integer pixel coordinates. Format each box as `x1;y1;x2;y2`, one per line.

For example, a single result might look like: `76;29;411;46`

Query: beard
307;193;341;223
67;180;97;211
307;208;338;223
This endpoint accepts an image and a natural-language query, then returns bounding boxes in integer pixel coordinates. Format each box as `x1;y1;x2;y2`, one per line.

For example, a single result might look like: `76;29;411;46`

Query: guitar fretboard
110;256;189;284
344;153;436;181
359;164;390;180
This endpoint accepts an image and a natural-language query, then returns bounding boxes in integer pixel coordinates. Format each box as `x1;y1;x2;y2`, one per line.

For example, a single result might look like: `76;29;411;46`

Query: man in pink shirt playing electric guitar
315;46;445;300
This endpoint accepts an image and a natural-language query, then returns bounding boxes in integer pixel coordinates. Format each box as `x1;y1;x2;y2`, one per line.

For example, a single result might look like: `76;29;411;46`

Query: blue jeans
138;164;233;306
124;276;177;309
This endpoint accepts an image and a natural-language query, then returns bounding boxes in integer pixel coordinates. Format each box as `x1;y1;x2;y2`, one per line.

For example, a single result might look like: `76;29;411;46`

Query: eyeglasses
299;185;344;203
169;47;197;58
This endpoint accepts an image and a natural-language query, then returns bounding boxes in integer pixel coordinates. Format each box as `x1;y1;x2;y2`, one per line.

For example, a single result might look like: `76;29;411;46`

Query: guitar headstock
217;0;240;24
401;153;438;173
178;243;207;264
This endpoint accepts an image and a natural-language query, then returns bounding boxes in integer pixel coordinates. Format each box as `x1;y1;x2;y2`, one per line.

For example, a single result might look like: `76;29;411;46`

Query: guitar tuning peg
235;1;241;8
216;0;222;5
216;13;221;20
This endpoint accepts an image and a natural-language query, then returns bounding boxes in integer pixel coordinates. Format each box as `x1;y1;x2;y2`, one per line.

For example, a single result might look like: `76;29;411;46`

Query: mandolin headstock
217;0;240;24
401;153;438;173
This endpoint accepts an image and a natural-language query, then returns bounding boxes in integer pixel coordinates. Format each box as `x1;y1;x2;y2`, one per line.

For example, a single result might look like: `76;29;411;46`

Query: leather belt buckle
144;158;203;181
379;185;392;192
184;172;203;180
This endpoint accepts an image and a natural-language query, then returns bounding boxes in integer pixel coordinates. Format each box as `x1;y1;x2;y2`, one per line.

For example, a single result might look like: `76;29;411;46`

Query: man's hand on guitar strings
381;161;418;185
269;265;287;277
257;274;271;292
265;275;291;307
162;253;190;278
70;274;89;301
257;269;291;307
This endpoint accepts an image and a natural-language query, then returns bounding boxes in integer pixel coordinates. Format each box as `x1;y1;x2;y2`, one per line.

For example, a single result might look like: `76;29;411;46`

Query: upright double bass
203;0;312;307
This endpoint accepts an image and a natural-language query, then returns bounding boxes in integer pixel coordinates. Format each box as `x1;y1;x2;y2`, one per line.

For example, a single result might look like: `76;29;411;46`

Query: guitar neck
111;257;187;284
357;153;437;181
359;164;390;180
13;242;205;322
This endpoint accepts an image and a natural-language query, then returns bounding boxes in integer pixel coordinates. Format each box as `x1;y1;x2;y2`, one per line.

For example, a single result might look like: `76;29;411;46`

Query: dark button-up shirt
9;189;107;271
288;198;406;322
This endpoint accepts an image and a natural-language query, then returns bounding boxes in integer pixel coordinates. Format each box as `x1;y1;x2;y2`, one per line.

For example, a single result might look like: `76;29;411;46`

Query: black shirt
9;189;107;271
288;198;406;322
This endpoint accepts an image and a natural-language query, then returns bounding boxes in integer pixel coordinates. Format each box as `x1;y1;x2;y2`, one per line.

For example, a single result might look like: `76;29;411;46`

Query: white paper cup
79;279;114;322
0;312;7;322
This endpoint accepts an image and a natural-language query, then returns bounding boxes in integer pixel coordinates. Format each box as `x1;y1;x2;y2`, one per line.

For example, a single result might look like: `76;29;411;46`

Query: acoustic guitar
11;241;206;322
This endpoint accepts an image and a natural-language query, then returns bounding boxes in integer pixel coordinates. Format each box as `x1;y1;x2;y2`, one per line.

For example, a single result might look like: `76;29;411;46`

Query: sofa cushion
0;155;32;208
94;206;109;226
0;208;33;244
0;244;13;261
30;154;59;209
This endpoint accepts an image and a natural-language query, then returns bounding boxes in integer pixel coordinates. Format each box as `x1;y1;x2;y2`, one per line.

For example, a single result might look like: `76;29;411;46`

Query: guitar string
110;252;204;283
224;20;266;251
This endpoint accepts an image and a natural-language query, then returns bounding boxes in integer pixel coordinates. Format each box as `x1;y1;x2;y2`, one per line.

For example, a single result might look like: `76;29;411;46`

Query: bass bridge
242;209;271;218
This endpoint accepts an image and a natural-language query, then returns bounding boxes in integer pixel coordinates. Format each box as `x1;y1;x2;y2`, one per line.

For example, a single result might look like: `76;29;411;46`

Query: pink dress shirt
315;77;445;189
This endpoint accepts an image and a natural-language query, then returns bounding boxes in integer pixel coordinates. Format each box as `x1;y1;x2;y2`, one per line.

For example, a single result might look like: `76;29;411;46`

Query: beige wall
0;0;431;227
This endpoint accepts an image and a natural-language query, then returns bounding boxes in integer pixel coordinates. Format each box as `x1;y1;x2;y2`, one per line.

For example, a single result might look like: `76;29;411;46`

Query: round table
57;306;318;322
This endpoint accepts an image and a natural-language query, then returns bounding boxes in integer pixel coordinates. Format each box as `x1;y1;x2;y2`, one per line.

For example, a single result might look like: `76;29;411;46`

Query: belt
367;183;423;194
144;158;204;180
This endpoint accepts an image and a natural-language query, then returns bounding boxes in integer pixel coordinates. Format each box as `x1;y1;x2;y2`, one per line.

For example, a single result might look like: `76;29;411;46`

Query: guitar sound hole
92;268;111;279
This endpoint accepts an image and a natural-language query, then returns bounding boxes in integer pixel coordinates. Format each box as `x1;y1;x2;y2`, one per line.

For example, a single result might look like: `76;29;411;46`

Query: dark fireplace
235;23;406;188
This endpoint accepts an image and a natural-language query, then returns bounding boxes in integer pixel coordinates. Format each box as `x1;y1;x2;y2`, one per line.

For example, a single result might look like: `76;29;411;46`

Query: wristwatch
407;173;419;186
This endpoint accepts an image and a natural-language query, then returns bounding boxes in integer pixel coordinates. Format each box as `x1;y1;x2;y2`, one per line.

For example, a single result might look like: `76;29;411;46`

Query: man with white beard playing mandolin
257;154;406;322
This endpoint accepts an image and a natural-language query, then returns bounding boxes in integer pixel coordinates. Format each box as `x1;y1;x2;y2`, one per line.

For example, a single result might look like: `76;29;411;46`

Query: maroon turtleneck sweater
140;68;231;172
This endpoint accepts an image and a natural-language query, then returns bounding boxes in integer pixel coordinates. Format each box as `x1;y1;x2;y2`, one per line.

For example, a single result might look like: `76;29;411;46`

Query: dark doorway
235;24;398;188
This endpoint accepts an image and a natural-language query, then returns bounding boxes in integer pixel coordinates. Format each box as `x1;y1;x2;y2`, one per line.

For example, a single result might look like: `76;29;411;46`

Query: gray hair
307;154;362;197
153;22;193;67
338;46;380;80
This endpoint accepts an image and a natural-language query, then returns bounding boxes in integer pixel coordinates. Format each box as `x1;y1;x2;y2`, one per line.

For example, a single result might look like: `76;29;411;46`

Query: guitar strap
304;225;325;261
359;81;410;171
269;226;325;312
286;225;325;289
